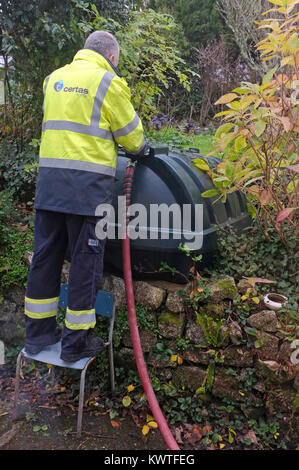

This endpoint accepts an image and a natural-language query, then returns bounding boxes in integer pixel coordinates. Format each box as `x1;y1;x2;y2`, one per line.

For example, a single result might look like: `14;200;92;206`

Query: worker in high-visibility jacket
24;31;147;362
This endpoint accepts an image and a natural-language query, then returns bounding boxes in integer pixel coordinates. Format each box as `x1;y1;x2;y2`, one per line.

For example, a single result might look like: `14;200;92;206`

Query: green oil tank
103;145;251;283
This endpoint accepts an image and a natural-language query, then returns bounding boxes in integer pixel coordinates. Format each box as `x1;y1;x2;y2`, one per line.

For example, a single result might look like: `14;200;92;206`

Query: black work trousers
25;209;106;355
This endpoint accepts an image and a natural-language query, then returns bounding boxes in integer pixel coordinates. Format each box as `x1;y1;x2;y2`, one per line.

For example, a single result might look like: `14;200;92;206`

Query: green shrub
201;1;299;243
0;189;34;293
0;142;38;202
205;221;298;309
79;6;193;120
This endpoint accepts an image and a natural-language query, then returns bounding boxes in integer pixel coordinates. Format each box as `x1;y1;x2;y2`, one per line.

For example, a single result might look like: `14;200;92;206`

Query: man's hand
125;142;151;162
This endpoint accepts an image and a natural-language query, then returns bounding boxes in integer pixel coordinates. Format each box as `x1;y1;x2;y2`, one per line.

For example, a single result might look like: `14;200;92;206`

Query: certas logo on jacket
54;80;88;95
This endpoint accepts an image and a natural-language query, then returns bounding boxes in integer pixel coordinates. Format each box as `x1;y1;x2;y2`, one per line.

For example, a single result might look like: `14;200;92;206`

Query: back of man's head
84;31;119;66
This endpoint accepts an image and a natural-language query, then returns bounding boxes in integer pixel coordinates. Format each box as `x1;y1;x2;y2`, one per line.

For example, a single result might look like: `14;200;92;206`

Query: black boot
25;326;62;355
60;329;105;362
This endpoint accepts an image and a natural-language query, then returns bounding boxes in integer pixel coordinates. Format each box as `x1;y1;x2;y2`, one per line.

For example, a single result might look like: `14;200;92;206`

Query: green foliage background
0;0;194;145
148;0;230;46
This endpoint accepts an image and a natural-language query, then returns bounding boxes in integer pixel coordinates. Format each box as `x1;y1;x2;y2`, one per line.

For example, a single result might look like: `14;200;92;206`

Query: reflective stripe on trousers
65;308;96;330
25;296;59;319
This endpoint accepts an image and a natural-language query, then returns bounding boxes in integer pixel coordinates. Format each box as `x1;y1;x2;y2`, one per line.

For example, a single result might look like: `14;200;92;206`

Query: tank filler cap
149;145;169;157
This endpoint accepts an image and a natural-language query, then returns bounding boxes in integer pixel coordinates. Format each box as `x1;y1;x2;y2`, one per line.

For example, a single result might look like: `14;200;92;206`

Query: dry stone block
247;310;278;332
147;355;177;369
122;329;157;353
185;323;208;346
212;369;257;403
0;299;26;345
257;359;297;384
183;345;253;367
206;276;238;302
237;279;256;295
115;347;137;370
0;323;26;345
277;341;294;363
165;291;185;313
0;341;4;365
199;302;227;320
211;371;240;401
254;331;279;360
173;366;206;389
23;251;33;267
111;275;127;308
134;281;166;310
0;300;17;322
173;365;256;402
158;312;184;339
6;286;25;307
229;321;243;344
61;260;70;283
158;369;173;380
101;272;113;292
221;346;253;367
182;347;211;365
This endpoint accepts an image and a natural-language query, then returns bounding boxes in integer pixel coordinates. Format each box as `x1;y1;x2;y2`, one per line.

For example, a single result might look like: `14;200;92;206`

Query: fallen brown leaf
110;420;122;428
192;424;203;440
13;224;28;232
203;425;212;433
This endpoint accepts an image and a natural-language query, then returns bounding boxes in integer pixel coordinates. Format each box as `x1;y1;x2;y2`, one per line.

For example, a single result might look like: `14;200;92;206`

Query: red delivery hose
121;160;180;451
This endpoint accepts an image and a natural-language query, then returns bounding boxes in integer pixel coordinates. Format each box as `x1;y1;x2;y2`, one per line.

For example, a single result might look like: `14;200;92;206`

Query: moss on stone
199;303;226;319
216;279;238;299
158;312;184;326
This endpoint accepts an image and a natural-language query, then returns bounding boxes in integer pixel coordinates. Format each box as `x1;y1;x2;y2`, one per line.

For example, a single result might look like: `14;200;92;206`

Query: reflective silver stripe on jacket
65;311;96;325
42;120;113;140
39;158;116;176
90;71;115;127
113;114;140;139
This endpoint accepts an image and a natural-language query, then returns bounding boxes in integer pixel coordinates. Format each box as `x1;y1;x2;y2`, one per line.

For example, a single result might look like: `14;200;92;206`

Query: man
24;31;147;362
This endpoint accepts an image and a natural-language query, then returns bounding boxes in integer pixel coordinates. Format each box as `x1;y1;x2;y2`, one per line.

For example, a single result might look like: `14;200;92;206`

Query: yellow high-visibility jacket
34;48;145;215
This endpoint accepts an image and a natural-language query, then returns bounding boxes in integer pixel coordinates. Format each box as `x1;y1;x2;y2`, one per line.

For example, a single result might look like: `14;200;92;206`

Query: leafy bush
0;142;38;202
198;0;299;243
1;1;89;147
78;6;194;120
0;189;34;292
0;189;17;242
205;221;298;308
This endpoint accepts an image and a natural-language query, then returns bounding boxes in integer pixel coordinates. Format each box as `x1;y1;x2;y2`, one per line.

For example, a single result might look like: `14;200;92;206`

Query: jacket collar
73;48;122;77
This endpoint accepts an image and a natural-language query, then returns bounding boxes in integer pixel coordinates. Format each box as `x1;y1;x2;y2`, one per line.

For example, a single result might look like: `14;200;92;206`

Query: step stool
13;284;116;438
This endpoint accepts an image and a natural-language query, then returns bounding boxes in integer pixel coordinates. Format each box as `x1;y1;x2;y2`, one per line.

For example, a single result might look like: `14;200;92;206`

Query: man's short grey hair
84;31;119;59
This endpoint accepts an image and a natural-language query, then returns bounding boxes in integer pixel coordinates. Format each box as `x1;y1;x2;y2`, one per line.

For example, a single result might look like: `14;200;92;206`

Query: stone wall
0;254;298;430
101;273;298;402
